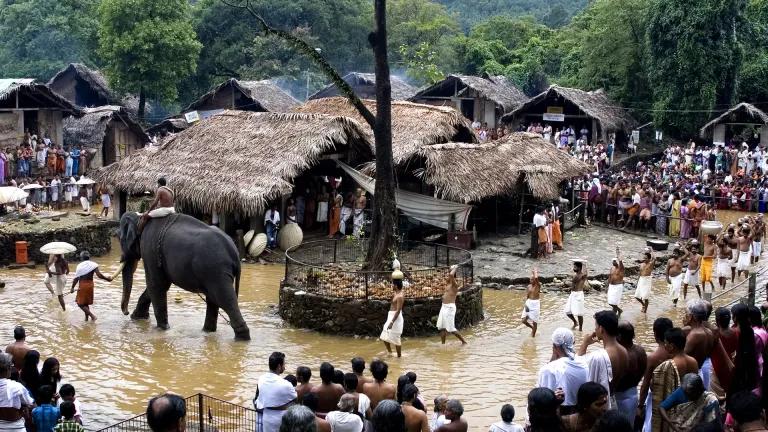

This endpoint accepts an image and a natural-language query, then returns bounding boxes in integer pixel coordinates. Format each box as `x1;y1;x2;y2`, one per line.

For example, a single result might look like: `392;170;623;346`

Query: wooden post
236;229;246;259
518;193;525;235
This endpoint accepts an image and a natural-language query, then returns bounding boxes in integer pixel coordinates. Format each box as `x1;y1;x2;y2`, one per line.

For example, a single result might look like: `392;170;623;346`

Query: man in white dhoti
381;269;405;357
339;194;353;236
521;268;541;337
139;178;176;233
752;215;764;264
437;265;467;345
254;352;297;432
565;260;587;331
606;247;624;316
634;249;654;313
735;224;754;279
666;248;684;307
577;310;628;410
537;328;588;413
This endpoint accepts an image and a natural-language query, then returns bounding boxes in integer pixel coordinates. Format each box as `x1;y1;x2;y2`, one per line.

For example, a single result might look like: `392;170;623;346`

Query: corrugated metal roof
0;78;35;94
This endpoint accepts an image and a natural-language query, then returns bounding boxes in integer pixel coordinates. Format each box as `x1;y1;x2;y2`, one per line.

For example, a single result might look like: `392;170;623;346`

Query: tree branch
220;0;377;128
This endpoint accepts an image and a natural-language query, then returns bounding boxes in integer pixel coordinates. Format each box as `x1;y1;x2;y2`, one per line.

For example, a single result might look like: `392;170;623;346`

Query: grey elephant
118;212;251;340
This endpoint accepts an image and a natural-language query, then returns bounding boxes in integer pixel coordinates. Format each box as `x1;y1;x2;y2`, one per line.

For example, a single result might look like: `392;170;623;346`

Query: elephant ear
119;212;141;260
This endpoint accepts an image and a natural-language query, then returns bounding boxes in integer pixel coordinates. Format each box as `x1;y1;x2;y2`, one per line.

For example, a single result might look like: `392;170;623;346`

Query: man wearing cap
682;241;702;299
565;260;587;331
71;251;113;321
666;248;685;307
537;327;588;414
634;249;654;313
521;268;540;337
437;265;467;345
381;268;405;357
606;246;624;316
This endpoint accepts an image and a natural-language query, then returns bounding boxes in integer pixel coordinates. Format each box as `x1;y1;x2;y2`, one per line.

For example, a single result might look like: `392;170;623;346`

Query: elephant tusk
110;262;126;281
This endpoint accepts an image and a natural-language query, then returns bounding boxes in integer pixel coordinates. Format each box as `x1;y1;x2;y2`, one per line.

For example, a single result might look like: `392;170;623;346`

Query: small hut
308;72;418;101
97;111;372;221
0;79;79;149
145;118;191;138
47;63;142;114
185;78;300;114
699;102;768;147
409;74;528;129
63;106;149;170
502;85;636;145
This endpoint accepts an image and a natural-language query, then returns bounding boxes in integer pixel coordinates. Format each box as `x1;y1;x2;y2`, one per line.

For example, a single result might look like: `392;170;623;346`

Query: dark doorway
23;111;38;135
460;99;474;121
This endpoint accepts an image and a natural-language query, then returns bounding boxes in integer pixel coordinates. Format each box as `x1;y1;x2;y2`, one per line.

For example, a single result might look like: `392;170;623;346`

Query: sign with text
546;106;564;114
543;113;565;122
184;111;201;124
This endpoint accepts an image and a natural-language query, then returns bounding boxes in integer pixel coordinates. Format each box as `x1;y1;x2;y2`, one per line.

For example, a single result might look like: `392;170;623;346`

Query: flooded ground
1;219;765;430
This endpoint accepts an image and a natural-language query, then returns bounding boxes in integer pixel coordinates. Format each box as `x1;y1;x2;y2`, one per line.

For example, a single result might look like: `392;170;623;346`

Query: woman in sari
668;194;681;237
658;374;719;430
328;192;342;238
679;200;690;239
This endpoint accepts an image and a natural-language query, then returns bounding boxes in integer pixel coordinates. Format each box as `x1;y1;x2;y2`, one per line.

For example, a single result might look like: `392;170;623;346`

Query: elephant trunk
120;259;137;315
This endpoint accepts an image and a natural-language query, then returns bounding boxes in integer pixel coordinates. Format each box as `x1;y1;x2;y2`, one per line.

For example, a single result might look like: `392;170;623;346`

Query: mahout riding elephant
117;212;251;340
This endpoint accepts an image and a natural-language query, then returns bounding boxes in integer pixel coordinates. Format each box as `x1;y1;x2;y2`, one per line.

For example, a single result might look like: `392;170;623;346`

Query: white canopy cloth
337;161;472;230
0;187;28;204
21;183;43;190
40;242;77;255
76;177;96;185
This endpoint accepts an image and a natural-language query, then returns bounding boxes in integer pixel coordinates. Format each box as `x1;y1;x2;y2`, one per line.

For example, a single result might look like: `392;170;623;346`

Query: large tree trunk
138;88;146;122
364;0;397;270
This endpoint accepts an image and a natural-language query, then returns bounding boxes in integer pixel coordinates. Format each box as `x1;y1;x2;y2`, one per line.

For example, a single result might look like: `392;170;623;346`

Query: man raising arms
634;249;653;313
666;248;684;307
521;268;540;337
606;246;625;316
437;265;467;345
682;241;702;299
565;260;587;331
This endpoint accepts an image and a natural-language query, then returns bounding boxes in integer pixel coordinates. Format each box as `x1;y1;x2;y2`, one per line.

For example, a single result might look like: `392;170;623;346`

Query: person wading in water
70;251;113;321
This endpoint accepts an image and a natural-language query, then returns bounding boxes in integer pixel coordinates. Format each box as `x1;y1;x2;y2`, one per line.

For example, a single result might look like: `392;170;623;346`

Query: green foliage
739;0;768;103
97;0;202;112
0;0;100;80
399;43;444;84
435;0;589;29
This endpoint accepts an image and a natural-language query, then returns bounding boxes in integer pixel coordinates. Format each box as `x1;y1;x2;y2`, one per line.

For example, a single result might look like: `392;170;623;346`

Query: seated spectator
342;373;371;419
400;384;429;432
325;394;363;432
310;362;344;414
436;399;467;432
58;384;82;425
32;385;60;432
363;360;396;411
659;374;719;430
561;382;609;432
146;393;186;432
488;404;523;432
280;405;317;432
301;393;330;432
429;395;448;432
55;401;85;432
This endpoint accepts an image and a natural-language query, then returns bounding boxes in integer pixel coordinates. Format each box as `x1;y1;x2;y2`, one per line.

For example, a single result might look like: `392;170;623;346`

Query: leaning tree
223;0;398;270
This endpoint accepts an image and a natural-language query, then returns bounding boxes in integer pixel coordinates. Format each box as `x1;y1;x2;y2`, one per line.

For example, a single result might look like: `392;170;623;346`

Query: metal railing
97;394;256;432
284;238;474;300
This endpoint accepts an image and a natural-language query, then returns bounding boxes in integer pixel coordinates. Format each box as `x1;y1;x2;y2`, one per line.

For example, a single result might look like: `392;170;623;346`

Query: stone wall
0;220;115;266
279;283;484;337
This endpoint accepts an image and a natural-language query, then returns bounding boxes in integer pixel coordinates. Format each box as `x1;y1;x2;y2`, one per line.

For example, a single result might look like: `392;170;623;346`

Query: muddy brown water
0;211;764;430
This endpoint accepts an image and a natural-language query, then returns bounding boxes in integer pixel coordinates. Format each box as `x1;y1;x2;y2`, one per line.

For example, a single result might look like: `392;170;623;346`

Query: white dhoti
436;303;457;332
339;207;352;235
607;283;623;306
353;209;365;237
635;276;652;300
717;258;731;278
44;273;66;295
731;248;739;268
564;291;584;316
80;196;90;212
522;299;540;322
316;201;328;222
380;311;404;346
642;390;652;432
101;193;111;208
699;357;712;390
683;268;699;286
147;207;176;218
668;274;683;300
737;250;751;271
754;241;762;257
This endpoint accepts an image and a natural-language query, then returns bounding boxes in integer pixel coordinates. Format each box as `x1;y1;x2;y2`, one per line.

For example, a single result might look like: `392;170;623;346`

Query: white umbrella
0;187;28;204
22;183;43;190
75;177;96;185
40;242;77;255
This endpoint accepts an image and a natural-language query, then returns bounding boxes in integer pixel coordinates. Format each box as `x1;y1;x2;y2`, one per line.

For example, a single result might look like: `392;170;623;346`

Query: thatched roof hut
185;78;300;113
413;133;592;201
47;63;143;114
96;111;372;216
502;85;636;143
699;103;768;146
145;117;191;137
308;72;418;101
294;97;477;164
409;74;528;128
63;106;149;169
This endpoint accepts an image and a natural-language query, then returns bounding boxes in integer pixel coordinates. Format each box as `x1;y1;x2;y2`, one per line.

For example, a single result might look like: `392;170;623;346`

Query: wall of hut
0;109;63;149
90;120;145;169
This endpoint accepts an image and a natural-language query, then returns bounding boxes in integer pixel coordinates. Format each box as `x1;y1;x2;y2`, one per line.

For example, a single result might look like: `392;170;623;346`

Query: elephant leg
203;299;218;333
130;289;152;320
147;276;172;330
207;277;250;341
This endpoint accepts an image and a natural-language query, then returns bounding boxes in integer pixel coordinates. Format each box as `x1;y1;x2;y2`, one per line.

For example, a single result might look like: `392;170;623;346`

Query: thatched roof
700;102;768;135
414;133;593;201
47;63;114;104
185;78;300;113
96;111;373;216
0;79;79;114
503;85;636;131
410;74;528;113
308;72;418;101
63;106;149;150
145;117;191;136
293;97;477;164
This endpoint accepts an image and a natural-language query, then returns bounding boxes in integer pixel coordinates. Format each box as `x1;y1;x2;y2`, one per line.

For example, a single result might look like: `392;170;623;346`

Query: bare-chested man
350;357;372;393
295;366;314;403
614;321;647;426
666;248;684;307
752;215;765;264
683;299;718;391
435;400;468;432
565;260;587;331
682;241;702;299
138;177;175;233
437;265;467;345
607;246;624;316
401;384;430;432
577;310;628;408
701;234;717;293
522;268;540;337
717;233;733;290
381;270;405;357
362;359;396;410
310;362;345;414
634;249;654;313
736;225;754;279
724;224;739;283
4;326;30;372
637;317;673;429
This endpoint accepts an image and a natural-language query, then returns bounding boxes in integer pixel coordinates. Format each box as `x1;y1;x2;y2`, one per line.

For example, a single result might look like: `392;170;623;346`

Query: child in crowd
58;384;83;425
488;404;524;432
54;402;84;432
32;385;60;432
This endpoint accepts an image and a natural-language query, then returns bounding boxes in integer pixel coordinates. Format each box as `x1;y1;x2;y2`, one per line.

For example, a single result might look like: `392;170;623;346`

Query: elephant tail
235;264;241;297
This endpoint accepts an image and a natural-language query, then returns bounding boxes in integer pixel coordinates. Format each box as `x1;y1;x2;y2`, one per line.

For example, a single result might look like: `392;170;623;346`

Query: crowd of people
0;131;92;185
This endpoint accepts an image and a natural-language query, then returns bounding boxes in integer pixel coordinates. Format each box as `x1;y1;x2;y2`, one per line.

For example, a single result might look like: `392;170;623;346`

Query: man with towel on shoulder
254;352;297;432
138;177;175;233
577;310;628;410
381;267;405;357
634;248;653;313
522;268;541;337
606;246;624;316
537;327;588;414
71;251;112;321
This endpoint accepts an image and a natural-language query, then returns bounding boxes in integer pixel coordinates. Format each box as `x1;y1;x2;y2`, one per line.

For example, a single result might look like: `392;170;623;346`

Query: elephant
118;212;251;340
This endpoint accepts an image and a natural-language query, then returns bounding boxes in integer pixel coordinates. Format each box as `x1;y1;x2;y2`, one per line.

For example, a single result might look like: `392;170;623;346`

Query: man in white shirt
325;394;363;432
254;352;297;432
537;328;588;412
264;205;281;249
532;208;548;259
0;353;34;432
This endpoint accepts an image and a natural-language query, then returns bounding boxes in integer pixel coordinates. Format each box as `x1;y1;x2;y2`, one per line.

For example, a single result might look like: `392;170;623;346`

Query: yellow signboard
546;106;564;114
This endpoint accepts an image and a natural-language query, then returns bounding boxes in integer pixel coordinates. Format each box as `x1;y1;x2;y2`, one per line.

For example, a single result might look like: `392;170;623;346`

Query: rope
196;292;232;325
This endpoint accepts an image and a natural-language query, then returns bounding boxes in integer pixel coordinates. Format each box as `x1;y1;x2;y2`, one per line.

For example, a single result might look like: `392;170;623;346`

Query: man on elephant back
139;178;176;233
